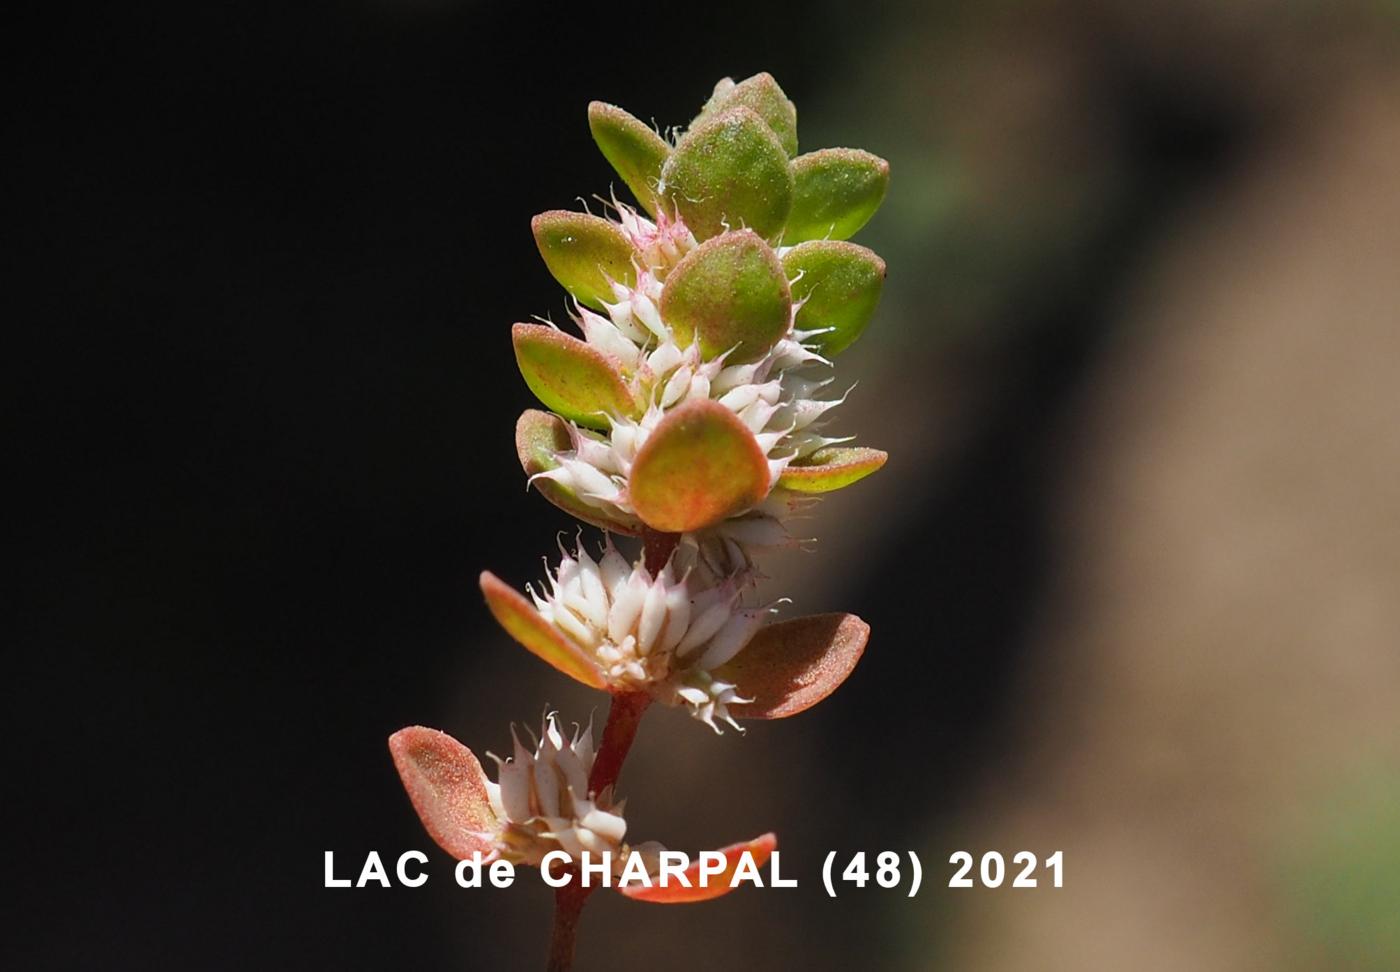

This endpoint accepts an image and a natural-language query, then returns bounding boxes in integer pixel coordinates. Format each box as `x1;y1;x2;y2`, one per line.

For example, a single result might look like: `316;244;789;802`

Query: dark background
15;1;1400;970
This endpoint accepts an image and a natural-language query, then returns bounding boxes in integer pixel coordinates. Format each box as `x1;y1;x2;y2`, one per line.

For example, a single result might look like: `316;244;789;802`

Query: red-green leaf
619;832;778;904
388;726;498;860
784;148;889;243
628;399;771;533
480;571;607;690
659;229;791;364
695;73;798;156
588;102;670;217
512;323;640;430
783;241;886;355
660;106;793;242
719;613;869;718
777;446;887;493
515;409;642;535
532;210;637;312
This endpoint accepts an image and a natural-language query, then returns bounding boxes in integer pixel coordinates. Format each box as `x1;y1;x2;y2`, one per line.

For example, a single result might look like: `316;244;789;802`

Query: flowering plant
390;72;889;970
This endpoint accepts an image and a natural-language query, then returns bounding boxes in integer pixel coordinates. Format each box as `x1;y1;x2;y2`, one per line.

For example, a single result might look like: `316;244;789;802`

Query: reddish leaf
719;613;868;719
619;833;778;904
388;726;498;860
480;571;608;690
628;399;771;533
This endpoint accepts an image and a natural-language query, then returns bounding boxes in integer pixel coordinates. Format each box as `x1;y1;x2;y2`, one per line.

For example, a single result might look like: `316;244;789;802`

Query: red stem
544;689;652;971
546;881;590;972
544;533;671;969
589;689;651;795
642;528;680;576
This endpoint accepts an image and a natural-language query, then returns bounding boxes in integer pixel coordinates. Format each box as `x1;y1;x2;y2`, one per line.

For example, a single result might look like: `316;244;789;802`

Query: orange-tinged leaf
511;323;640;430
777;446;887;493
719;613;868;719
480;571;607;690
388;726;498;860
515;410;642;535
619;833;778;903
628;399;770;533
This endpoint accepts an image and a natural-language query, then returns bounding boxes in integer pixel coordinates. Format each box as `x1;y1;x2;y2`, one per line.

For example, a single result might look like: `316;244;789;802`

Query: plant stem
545;690;652;970
589;689;651;794
544;534;670;970
642;527;681;575
546;881;591;972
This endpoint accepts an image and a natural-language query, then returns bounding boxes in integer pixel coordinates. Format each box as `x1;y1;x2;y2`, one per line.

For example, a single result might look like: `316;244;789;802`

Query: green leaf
784;148;890;243
588;101;670;217
718;612;869;719
511;323;639;429
388;727;499;859
660;106;793;242
778;446;887;493
783;240;886;355
659;229;791;364
480;571;608;689
695;73;798;157
515;410;642;534
531;211;636;311
628;399;771;533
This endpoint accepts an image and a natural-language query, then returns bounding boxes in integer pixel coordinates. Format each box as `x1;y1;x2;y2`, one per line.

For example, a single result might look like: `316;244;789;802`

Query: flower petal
532;210;637;312
777;446;887;493
480;571;608;690
619;833;778;903
512;323;640;430
718;613;869;719
628;399;771;533
660;229;791;365
660;105;793;242
588;101;671;217
515;409;642;535
388;726;498;860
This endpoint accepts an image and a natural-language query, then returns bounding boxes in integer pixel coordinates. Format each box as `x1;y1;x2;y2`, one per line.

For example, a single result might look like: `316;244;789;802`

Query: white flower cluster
529;538;772;731
485;712;654;868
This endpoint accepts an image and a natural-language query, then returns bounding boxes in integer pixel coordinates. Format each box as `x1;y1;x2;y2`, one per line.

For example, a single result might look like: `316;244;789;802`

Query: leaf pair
388;725;777;904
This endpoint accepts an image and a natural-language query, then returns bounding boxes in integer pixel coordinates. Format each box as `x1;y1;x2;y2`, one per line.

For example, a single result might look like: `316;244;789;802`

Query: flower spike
396;71;890;968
